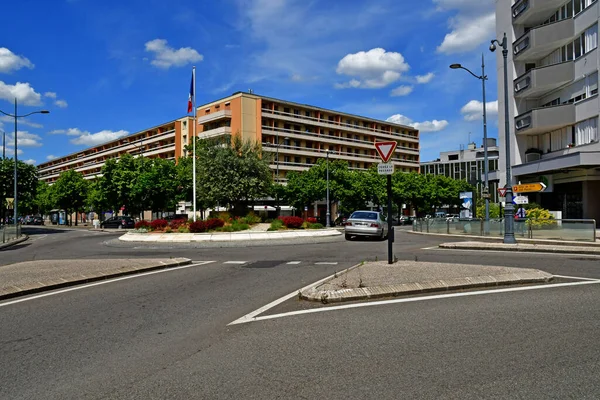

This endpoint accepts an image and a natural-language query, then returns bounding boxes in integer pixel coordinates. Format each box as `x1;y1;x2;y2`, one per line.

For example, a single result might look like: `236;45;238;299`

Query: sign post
375;141;397;264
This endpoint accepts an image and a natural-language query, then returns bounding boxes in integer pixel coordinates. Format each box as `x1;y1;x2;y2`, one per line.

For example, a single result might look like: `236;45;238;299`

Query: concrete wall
583;179;600;225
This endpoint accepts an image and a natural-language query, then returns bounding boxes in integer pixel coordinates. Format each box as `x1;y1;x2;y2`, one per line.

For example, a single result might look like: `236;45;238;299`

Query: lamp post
325;149;330;228
0;98;49;227
450;54;490;233
2;130;5;159
490;32;516;244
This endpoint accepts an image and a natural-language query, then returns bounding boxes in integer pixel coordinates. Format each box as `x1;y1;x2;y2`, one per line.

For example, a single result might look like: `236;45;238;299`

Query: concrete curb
407;230;600;247
119;229;342;243
439;242;600;255
300;269;553;303
0;258;191;301
0;235;29;251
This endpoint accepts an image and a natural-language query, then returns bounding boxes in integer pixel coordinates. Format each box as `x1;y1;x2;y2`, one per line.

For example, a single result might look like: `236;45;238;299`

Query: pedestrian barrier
413;218;597;242
1;224;21;244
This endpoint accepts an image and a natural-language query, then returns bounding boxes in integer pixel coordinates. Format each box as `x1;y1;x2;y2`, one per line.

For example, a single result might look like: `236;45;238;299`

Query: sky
0;0;499;166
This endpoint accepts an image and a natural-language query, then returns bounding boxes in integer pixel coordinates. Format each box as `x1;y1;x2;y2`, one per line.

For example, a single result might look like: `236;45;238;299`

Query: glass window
575;36;582;58
575;0;582;15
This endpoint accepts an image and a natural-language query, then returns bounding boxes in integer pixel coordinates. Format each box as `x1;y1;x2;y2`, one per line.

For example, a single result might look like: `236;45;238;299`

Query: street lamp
0;98;49;227
2;130;5;160
490;32;516;244
449;54;490;233
326;149;331;228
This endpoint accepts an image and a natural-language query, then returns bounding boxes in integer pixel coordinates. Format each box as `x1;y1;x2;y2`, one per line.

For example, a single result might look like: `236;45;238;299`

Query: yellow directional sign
5;198;14;208
513;183;546;193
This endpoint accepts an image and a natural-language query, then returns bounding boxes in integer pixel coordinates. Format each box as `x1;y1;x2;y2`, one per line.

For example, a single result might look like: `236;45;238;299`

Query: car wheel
345;233;352;240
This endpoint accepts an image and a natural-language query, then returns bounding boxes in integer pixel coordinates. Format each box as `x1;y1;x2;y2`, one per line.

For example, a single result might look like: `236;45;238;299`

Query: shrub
307;217;317;224
270;219;283;230
281;216;304;229
526;208;557;228
220;225;234;232
178;225;190;233
189;220;206;233
232;222;250;231
241;212;261;225
132;228;148;233
169;219;187;230
150;219;168;230
165;226;172;233
206;218;225;231
310;223;324;229
208;211;231;222
135;220;150;230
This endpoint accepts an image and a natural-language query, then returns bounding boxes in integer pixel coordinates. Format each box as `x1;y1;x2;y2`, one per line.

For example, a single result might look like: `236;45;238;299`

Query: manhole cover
244;260;284;268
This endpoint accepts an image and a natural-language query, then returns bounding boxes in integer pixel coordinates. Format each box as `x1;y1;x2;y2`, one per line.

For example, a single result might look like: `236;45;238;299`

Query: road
1;226;600;399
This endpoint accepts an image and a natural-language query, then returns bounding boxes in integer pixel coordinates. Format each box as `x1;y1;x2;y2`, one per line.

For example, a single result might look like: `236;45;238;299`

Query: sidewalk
301;260;553;303
438;241;600;254
0;258;190;300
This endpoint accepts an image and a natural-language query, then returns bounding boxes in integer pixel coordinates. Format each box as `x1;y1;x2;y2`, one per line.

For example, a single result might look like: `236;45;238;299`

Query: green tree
133;157;177;214
100;155;138;215
0;158;39;216
52;170;89;225
86;178;109;220
33;181;54;216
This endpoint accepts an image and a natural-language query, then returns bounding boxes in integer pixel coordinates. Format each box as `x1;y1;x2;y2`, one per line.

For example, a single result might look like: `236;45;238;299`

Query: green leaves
1;158;39;215
52;170;89;216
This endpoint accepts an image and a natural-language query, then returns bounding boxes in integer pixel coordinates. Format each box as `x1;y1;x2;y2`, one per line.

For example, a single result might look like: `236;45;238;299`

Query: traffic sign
374;141;397;163
513;182;546;193
5;198;14;209
377;163;394;175
513;195;529;204
498;188;507;197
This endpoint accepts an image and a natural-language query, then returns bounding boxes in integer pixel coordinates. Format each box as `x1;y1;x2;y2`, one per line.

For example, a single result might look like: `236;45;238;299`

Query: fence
1;224;21;244
413;218;597;242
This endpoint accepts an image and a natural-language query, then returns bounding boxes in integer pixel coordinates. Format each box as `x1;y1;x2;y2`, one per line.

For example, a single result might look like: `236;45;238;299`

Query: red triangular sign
374;141;397;163
498;188;507;197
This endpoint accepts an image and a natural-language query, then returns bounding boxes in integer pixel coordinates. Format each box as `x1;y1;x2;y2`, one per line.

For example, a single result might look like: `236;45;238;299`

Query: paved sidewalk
301;261;553;303
439;241;600;254
120;229;341;242
0;258;190;300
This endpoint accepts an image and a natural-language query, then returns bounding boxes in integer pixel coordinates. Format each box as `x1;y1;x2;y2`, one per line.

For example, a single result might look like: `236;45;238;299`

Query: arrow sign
374;141;397;163
513;182;546;193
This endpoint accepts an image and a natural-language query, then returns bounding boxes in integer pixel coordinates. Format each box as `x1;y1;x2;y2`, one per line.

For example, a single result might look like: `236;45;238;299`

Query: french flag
187;72;194;114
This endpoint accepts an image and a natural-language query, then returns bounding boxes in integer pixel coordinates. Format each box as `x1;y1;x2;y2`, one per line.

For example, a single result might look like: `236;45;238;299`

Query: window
293;109;299;115
543;98;560;107
294;140;300;147
284;107;290;113
294;156;300;163
448;154;459;161
305;110;311;117
575;117;598;145
284;123;291;130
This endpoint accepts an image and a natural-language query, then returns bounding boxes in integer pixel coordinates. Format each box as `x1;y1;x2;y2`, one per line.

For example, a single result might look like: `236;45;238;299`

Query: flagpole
192;66;197;222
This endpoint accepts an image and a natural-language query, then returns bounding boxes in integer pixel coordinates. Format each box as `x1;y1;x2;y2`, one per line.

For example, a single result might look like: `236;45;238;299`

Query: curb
407;230;600;247
0;235;29;251
0;258;191;301
300;270;553;303
438;242;600;255
119;229;342;243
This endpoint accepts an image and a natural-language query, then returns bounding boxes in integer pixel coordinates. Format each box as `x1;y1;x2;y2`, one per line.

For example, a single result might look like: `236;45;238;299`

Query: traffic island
300;261;553;303
0;258;191;300
119;229;342;243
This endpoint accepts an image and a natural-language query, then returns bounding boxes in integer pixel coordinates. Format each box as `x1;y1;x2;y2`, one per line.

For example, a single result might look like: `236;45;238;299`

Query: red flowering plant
150;219;168;231
281;216;304;229
189;220;207;233
135;220;150;230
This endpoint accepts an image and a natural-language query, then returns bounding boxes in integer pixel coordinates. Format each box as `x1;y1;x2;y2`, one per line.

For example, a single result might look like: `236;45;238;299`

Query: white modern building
496;0;600;222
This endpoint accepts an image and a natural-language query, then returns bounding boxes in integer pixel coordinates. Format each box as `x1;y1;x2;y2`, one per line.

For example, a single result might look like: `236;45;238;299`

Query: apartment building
421;139;500;203
496;0;600;222
38;92;420;187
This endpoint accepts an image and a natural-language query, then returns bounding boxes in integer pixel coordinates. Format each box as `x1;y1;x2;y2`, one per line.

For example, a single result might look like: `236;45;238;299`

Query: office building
421;138;500;203
496;0;600;222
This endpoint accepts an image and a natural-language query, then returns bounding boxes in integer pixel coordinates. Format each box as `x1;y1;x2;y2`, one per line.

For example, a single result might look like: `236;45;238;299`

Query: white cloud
0;81;42;106
387;114;449;132
0;48;34;73
52;127;129;146
336;48;409;89
44;92;57;98
0;115;42;128
434;0;496;54
46;154;57;160
23;159;36;165
4;147;23;156
460;99;498;121
390;85;413;97
10;131;43;147
55;99;68;108
144;39;203;69
416;72;435;84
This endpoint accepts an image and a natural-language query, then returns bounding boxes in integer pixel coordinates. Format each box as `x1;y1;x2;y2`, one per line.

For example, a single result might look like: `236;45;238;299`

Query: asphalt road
1;226;600;399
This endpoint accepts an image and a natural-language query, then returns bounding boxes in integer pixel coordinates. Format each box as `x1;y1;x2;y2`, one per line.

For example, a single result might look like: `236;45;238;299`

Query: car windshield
350;211;378;220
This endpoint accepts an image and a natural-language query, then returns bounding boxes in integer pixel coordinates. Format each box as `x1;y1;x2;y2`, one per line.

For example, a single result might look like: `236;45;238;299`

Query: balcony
196;109;232;125
512;0;568;25
199;126;231;139
513;18;574;62
514;104;575;135
514;61;574;98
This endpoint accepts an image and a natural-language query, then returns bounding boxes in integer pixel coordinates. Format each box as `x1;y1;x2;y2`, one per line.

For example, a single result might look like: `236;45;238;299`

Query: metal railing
1;224;21;244
413;218;597;242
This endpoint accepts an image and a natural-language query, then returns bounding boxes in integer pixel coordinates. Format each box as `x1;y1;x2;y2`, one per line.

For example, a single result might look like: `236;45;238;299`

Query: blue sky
0;0;498;165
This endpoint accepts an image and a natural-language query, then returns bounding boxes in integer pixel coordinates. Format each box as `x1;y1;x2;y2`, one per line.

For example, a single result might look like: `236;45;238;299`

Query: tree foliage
52;170;89;225
0;158;39;215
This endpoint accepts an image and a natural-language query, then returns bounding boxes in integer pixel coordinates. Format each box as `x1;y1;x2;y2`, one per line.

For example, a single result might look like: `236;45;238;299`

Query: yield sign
374;141;397;163
498;187;507;197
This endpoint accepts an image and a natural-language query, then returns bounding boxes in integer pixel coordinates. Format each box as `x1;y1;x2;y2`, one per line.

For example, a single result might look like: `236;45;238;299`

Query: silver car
344;210;388;240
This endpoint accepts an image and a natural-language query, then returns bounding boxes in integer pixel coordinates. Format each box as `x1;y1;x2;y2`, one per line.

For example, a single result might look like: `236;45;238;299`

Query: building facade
496;0;600;222
420;139;500;203
38;91;420;186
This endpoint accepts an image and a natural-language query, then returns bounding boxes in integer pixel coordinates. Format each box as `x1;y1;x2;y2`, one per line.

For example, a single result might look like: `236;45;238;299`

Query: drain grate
244;260;285;268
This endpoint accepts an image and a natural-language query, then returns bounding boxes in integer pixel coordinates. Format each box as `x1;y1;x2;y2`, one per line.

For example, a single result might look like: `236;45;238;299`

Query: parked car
399;216;415;226
165;214;189;222
344;210;388;240
100;216;135;229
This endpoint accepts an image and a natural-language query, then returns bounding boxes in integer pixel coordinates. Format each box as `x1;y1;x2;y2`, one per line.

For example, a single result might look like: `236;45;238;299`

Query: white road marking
315;262;338;265
426;247;600;257
287;261;301;265
224;261;247;264
553;274;600;281
0;261;215;308
230;279;600;325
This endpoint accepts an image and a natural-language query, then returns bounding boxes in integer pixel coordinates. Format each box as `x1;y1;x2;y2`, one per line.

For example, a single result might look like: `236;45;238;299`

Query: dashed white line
287;261;301;265
223;261;247;264
315;262;338;265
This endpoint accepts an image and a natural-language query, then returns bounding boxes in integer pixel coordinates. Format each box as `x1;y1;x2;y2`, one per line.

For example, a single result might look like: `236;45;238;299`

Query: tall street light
490;33;516;244
2;130;5;160
450;54;490;233
0;98;49;227
325;149;331;228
